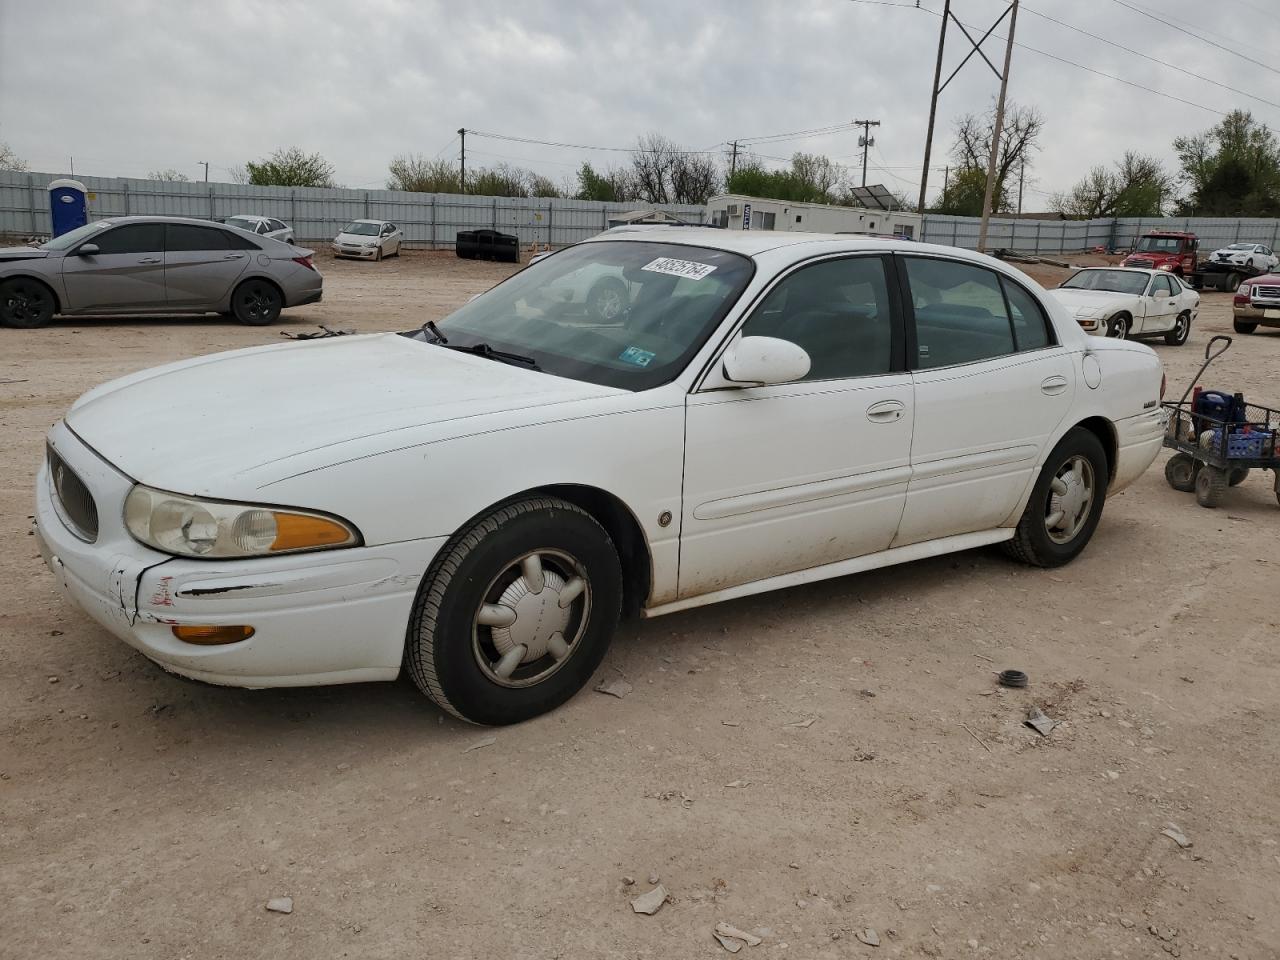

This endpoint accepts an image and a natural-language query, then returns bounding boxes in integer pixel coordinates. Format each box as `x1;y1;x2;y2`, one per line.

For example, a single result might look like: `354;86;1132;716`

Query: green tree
576;162;633;202
466;163;529;197
527;173;562;198
1173;110;1280;216
1053;152;1173;218
725;152;844;204
148;168;189;182
242;147;336;188
946;102;1043;213
930;166;990;216
387;154;460;192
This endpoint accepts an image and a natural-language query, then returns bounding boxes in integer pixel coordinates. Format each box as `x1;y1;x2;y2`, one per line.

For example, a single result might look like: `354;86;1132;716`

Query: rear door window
903;257;1016;369
1001;278;1054;351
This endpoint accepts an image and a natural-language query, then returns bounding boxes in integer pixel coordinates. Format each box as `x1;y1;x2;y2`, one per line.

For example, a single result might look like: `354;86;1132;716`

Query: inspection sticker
640;257;718;281
618;346;656;367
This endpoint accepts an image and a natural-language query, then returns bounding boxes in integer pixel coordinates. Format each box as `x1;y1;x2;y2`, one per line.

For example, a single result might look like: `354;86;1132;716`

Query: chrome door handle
1041;375;1068;396
138;257;161;264
223;254;245;260
866;399;906;423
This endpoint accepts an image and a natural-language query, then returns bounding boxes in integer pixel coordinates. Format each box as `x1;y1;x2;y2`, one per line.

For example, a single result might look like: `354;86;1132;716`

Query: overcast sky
2;0;1277;206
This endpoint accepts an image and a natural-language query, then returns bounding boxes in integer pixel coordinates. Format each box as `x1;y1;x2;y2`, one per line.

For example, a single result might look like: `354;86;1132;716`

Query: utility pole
977;0;1019;253
1017;155;1025;215
198;161;209;183
943;165;951;198
458;127;467;193
918;0;951;213
69;156;74;176
729;140;739;180
855;119;880;188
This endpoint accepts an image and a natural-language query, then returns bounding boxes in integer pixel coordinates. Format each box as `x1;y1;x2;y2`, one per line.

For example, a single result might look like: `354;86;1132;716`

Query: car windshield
1225;243;1253;251
1061;270;1149;295
1135;236;1183;253
40;220;113;251
341;222;381;236
226;217;259;231
413;241;755;390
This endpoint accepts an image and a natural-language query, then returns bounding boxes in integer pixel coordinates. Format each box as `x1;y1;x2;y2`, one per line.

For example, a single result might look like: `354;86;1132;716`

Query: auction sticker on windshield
641;257;718;281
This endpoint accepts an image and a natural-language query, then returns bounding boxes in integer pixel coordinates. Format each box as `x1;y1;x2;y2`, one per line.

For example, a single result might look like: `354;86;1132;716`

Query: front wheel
230;279;283;326
1164;453;1198;492
1165;311;1191;346
404;496;623;725
1107;313;1131;339
1234;318;1258;334
0;278;56;328
1195;465;1228;508
1004;428;1108;568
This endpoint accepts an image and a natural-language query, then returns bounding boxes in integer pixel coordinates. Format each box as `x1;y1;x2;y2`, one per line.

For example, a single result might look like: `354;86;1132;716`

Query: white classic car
35;230;1166;725
1049;267;1199;344
1209;242;1278;274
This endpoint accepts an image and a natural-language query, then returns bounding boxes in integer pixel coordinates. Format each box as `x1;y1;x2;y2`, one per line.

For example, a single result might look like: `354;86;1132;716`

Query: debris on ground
462;736;496;753
958;722;993;753
998;669;1028;689
785;718;816;729
856;927;881;946
722;720;741;727
280;325;355;340
1024;706;1060;737
648;874;660;885
713;922;762;950
724;780;750;788
265;897;293;914
595;678;633;699
630;884;669;915
647;789;694;809
1162;824;1193;848
622;875;636;885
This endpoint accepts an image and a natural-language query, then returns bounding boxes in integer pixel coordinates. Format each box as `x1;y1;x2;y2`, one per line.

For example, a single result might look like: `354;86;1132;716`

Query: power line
1019;2;1280;111
1108;0;1273;60
1107;0;1280;78
468;130;720;155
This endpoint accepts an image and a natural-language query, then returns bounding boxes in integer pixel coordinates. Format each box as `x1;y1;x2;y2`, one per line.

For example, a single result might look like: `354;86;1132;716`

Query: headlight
1239;284;1252;297
124;485;360;559
1158;263;1174;271
1074;307;1103;318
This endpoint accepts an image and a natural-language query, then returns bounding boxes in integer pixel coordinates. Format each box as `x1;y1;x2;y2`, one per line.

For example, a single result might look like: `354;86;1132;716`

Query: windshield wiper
421;329;539;370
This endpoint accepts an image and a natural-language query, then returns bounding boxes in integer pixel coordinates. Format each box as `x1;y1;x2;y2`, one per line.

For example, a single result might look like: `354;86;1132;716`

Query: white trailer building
705;193;922;239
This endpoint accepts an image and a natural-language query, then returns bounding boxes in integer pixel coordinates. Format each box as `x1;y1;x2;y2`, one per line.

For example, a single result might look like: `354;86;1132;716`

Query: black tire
1234;318;1258;334
375;245;384;262
1228;467;1250;487
230;279;283;326
1195;465;1228;508
404;496;623;725
1164;311;1191;346
585;277;629;323
1107;313;1131;340
1004;427;1109;568
0;277;56;328
1225;272;1243;293
1164;453;1198;492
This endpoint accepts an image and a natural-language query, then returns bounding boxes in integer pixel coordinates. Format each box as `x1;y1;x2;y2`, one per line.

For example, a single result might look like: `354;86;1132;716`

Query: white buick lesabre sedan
35;229;1165;725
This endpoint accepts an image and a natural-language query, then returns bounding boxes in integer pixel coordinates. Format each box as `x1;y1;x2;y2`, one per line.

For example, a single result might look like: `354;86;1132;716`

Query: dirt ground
3;250;1278;960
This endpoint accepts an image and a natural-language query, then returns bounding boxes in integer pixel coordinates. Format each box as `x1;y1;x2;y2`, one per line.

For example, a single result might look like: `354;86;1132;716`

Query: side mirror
76;243;100;256
722;336;811;386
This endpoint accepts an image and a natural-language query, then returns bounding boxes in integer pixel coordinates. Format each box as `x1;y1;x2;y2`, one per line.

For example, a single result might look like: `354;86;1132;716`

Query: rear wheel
1224;272;1243;293
404;496;623;725
1234;318;1258;334
1004;427;1108;568
1195;465;1228;508
1164;311;1191;346
1107;313;1131;339
0;278;56;328
230;278;282;326
1228;467;1250;486
1164;453;1198;492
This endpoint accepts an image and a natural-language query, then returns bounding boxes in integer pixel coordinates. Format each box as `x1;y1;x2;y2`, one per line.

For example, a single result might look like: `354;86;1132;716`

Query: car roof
1073;266;1155;276
90;215;250;227
227;214;269;221
349;219;387;225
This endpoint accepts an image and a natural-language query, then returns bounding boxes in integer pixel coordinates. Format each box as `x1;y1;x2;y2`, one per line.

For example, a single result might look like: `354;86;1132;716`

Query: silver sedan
0;216;323;328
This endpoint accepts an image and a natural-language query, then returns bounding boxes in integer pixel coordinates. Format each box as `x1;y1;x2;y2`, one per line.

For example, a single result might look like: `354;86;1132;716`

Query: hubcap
1110;317;1128;338
473;549;590;688
1175;316;1187;339
1045;455;1094;545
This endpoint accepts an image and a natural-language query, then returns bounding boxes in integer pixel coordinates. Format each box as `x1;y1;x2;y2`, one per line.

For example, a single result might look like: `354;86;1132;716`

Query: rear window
166;224;259;252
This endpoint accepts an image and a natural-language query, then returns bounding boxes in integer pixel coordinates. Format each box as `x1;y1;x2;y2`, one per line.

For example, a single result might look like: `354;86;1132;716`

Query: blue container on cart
48;178;88;238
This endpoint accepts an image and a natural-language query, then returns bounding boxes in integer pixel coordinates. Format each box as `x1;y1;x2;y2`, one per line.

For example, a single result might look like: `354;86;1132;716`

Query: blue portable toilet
48;178;88;237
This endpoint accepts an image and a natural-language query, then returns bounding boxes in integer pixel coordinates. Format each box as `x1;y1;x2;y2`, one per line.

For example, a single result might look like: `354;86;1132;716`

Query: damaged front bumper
36;421;445;688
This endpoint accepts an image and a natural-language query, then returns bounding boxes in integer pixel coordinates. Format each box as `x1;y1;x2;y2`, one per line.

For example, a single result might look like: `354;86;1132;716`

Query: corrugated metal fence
920;214;1280;254
0;170;706;248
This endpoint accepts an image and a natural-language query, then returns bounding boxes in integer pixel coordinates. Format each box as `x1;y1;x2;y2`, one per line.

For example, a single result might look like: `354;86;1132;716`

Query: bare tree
148;168;189;182
387;154;459;193
950;101;1043;212
0;141;27;172
1052;152;1174;218
630;133;719;205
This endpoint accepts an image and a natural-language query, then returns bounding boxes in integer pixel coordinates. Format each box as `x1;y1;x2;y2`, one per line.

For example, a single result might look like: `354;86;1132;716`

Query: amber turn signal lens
271;514;353;552
172;625;255;645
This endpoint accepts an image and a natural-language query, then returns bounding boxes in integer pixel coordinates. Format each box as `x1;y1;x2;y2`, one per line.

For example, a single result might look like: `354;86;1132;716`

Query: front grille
47;445;99;542
1128;258;1155;269
1254;285;1280;301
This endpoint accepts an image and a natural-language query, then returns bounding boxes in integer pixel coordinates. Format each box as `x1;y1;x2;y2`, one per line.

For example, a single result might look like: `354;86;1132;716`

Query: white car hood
335;232;377;244
66;333;619;494
1047;288;1132;314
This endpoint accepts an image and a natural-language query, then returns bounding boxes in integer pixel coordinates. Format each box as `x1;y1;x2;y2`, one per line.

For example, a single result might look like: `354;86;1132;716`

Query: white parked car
332;219;402;260
224;215;294;244
1208;242;1278;273
35;230;1165;725
1049;267;1199;344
